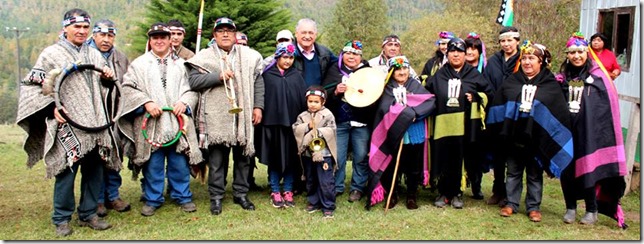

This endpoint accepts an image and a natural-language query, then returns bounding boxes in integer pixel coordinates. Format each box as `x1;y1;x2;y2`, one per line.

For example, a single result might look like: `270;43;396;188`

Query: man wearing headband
87;19;132;217
482;26;521;206
185;17;265;215
425;37;493;210
168;19;195;60
17;8;117;236
368;34;419;80
321;40;374;201
420;31;455;83
117;22;201;217
556;32;627;228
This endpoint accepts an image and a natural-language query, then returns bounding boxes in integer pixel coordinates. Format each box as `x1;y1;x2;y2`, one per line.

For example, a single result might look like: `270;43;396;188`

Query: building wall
580;0;640;127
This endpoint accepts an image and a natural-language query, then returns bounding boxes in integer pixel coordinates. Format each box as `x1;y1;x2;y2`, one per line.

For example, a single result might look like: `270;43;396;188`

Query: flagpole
195;0;205;53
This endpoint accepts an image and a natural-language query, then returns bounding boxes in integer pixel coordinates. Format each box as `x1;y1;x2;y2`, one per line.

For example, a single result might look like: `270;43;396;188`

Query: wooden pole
385;139;405;214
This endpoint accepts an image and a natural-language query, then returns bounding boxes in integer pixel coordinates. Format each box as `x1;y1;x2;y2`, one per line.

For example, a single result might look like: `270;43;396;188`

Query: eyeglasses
215;29;235;34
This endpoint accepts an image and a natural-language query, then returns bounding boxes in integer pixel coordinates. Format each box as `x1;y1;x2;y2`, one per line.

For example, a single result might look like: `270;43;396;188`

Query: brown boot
406;194;418;210
97;203;107;217
106;198;131;212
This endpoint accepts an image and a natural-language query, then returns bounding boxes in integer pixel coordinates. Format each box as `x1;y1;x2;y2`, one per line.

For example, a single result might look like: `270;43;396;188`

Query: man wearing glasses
185;17;265;215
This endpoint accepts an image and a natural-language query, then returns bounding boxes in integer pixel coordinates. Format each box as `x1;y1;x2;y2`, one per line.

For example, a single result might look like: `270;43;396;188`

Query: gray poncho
16;39;121;178
117;51;202;166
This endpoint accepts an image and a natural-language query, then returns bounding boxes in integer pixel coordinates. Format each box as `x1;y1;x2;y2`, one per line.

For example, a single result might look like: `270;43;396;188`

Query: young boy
292;86;337;218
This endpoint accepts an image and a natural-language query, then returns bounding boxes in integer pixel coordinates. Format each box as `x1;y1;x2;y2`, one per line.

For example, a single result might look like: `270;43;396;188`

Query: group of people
16;8;629;237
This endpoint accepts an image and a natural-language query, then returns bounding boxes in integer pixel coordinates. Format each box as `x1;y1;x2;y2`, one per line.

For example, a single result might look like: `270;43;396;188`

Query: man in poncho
185;17;265;215
16;8;118;236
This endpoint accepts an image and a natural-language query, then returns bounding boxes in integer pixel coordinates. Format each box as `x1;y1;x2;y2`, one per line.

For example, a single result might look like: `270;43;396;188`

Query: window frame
597;7;635;72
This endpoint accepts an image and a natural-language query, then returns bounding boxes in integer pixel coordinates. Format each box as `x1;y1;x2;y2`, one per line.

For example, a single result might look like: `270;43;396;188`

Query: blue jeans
268;167;294;193
335;121;370;194
505;145;543;212
142;146;193;207
98;169;123;203
52;149;103;225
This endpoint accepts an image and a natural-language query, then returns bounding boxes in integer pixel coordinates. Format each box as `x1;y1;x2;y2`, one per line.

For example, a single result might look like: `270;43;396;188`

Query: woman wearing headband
486;40;572;223
556;32;627;228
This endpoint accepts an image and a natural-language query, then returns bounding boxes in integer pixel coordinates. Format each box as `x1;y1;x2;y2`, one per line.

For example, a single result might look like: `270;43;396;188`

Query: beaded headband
93;26;116;35
498;31;520;40
306;90;326;99
62;16;91;27
168;26;186;33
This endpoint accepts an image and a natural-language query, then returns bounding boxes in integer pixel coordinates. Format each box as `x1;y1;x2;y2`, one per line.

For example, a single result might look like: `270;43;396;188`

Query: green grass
0;124;640;240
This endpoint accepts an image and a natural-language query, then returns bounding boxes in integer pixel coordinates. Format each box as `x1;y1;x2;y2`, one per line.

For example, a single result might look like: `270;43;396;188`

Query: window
598;7;635;71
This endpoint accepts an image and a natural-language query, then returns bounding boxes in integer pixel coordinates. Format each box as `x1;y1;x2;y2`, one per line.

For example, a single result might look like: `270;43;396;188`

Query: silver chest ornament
447;78;461;107
567;77;589;114
519;84;537;113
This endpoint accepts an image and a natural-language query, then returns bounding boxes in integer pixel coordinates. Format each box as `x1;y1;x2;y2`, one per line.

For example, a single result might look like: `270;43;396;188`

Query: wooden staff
385;138;405;214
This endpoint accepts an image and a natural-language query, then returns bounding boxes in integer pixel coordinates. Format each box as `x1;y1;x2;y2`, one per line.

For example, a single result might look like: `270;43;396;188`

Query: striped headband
306;90;326;99
498;31;520;40
62;16;91;27
93;26;116;35
382;37;401;47
169;26;186;33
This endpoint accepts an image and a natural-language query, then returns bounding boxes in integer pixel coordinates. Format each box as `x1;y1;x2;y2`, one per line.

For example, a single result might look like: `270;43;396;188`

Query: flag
496;0;514;26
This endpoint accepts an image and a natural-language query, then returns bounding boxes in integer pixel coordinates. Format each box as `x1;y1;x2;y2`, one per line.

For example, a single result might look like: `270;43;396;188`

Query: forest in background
0;0;580;123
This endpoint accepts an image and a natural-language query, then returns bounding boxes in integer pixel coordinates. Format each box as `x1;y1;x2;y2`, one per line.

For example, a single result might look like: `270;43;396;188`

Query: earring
565;59;569;64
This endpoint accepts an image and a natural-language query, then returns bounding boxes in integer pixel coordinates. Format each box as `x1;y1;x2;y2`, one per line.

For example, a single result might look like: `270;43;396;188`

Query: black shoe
233;196;256;211
210;199;223;215
472;190;484;200
248;182;263;191
406;194;418;210
383;194;398;209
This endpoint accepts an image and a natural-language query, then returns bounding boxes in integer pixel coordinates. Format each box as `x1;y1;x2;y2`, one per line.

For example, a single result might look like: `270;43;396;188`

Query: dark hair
63;8;90;20
499;26;520;41
306;85;327;101
590;32;610;49
167;19;185;28
94;19;115;28
464;37;483;55
558;54;593;79
382;34;400;41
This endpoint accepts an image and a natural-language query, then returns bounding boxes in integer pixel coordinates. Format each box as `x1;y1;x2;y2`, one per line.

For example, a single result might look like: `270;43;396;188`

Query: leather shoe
233;196;256;211
528;210;542;222
383;194;398;209
78;216;111;230
406;195;418;210
210;199;223;215
97;203;107;217
55;222;73;236
348;190;362;203
500;206;514;217
106;198;131;212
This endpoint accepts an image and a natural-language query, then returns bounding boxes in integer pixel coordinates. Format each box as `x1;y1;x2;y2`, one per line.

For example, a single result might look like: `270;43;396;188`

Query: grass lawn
0;124;640;240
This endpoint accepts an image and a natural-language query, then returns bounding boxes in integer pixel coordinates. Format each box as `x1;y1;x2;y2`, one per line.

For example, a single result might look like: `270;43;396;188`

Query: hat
275;29;294;42
342;40;363;55
447;38;466;52
388;55;410;69
214;17;236;30
436;31;455;45
147;22;171;37
382;34;401;47
274;42;295;57
565;32;588;53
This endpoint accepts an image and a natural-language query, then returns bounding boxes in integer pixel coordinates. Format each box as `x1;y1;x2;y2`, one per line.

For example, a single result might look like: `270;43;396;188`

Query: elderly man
16;8;117;236
168;19;195;60
86;19;131;217
368;34;419;80
185;17;264;215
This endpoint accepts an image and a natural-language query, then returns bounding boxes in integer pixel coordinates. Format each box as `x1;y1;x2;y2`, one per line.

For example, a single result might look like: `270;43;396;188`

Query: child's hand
308;121;313;129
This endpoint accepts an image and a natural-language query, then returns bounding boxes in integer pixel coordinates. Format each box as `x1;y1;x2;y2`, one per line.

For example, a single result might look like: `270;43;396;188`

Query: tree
322;0;389;59
135;0;292;57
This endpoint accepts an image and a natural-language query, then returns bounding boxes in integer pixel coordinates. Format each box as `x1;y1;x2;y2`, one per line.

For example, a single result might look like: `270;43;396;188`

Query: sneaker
348;190;362;203
97;203;107;217
323;211;334;219
141;205;157;217
78;216;112;230
106;198;131;212
305;203;320;213
283;191;295;207
434;195;448;208
181;202;197;213
579;211;598;225
451;195;464;209
270;192;285;208
55;222;73;236
563;209;576;224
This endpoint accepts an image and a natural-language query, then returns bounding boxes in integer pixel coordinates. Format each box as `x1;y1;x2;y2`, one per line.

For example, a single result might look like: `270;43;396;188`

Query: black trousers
207;144;250;200
560;164;597;212
380;143;424;197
